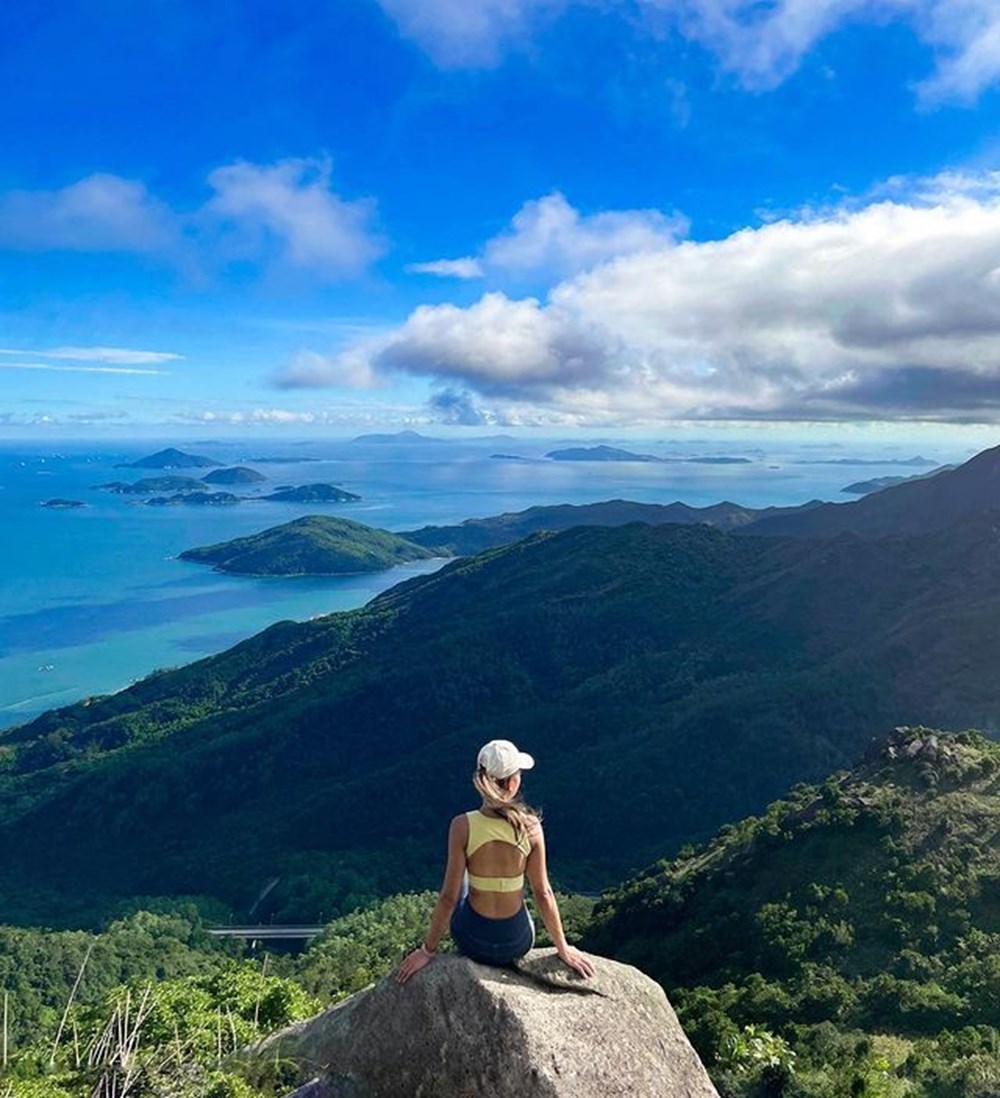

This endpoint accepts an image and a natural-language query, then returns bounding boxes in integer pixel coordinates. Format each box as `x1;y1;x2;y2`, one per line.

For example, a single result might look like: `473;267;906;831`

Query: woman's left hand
395;947;434;984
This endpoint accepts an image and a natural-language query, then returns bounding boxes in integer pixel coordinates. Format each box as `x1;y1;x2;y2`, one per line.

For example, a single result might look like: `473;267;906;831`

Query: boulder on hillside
254;949;719;1098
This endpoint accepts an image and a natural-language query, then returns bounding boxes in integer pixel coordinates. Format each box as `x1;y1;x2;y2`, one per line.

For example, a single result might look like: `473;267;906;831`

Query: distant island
544;445;751;465
96;476;208;494
96;468;268;494
262;484;361;503
796;455;937;467
115;447;222;470
490;453;540;462
243;456;321;464
201;467;267;485
180;515;436;575
40;498;86;509
351;430;440;445
547;445;663;462
145;491;241;507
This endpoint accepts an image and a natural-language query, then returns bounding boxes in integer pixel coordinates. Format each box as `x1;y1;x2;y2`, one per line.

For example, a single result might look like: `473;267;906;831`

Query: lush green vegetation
0;917;314;1098
180;515;436;576
585;728;1000;1097
0;889;595;1098
3;729;999;1096
400;497;769;553
4;515;1000;925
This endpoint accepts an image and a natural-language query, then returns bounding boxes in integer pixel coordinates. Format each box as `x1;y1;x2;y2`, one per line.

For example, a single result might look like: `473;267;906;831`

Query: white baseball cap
477;739;535;780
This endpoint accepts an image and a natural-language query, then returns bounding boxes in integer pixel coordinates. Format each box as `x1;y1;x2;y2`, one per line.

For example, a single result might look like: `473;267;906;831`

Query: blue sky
3;0;1000;438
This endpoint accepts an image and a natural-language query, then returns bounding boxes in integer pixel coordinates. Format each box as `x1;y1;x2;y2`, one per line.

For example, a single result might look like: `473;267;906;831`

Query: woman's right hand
395;947;433;984
557;945;596;978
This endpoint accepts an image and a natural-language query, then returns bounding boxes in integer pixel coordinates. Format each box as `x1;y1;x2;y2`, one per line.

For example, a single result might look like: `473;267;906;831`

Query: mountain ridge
4;515;1000;924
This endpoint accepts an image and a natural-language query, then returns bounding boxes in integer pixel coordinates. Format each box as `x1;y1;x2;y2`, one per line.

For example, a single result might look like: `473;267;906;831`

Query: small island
547;445;663;462
96;476;209;494
179;515;437;575
115;447;222;470
40;498;86;509
201;467;268;485
145;491;242;507
685;455;752;465
262;483;361;503
243;455;321;464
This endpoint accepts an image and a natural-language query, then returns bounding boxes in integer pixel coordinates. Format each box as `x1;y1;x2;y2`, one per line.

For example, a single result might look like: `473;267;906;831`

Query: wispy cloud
0;362;170;376
273;347;383;390
380;0;1000;105
0;174;177;254
0;346;182;365
407;257;484;279
203;158;385;277
376;0;566;67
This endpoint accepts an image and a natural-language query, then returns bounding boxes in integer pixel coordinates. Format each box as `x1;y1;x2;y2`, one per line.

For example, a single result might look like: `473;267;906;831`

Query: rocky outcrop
255;949;719;1098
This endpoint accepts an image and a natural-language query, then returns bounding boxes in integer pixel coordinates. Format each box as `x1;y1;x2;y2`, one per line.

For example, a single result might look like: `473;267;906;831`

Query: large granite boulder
255;948;720;1098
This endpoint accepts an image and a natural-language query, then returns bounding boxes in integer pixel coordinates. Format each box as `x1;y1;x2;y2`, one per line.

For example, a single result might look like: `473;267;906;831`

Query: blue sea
0;435;965;730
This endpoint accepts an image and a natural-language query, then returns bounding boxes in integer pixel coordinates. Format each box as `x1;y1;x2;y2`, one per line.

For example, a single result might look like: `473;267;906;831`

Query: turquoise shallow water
0;437;958;729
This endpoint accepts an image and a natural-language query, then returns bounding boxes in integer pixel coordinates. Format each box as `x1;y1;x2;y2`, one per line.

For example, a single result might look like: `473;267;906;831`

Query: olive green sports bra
465;810;531;893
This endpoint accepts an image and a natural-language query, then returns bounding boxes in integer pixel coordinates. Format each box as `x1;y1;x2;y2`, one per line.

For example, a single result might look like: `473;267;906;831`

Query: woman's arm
525;823;595;978
395;815;467;983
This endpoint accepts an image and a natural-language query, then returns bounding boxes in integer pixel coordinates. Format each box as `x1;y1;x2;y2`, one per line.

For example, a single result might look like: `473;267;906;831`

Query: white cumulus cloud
412;192;686;281
294;172;1000;425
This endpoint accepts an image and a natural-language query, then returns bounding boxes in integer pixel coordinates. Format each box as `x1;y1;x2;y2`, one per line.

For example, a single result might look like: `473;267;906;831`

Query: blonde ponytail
473;767;541;844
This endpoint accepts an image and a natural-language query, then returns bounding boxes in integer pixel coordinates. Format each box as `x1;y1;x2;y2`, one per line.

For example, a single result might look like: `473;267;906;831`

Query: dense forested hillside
3;511;1000;927
749;443;1000;537
586;728;1000;1096
400;497;811;554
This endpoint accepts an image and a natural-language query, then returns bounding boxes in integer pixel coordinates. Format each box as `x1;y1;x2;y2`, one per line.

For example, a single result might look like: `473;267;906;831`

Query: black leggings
450;894;535;965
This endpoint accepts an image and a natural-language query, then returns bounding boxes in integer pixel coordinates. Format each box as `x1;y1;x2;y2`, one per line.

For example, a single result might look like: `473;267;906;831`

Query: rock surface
256;949;720;1098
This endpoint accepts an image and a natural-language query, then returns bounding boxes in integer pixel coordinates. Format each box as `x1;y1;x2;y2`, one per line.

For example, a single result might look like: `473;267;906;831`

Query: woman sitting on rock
396;739;595;983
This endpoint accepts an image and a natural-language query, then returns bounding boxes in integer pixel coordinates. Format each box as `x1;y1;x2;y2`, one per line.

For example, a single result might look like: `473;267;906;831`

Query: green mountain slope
751;444;1000;537
3;517;1000;925
401;497;815;555
585;728;1000;1094
179;515;437;575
